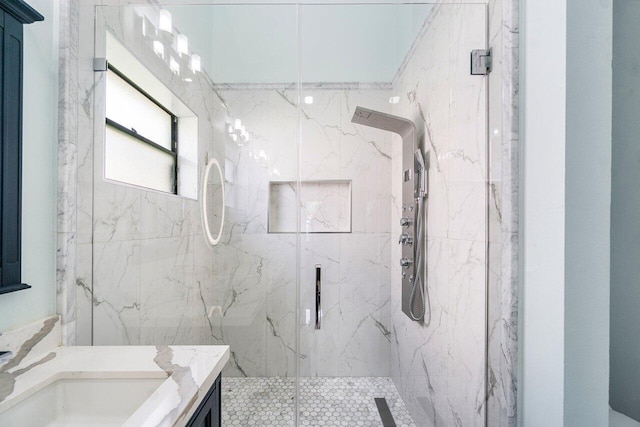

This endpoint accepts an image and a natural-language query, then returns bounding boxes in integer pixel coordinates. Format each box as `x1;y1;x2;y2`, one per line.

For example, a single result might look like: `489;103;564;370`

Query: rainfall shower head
351;106;416;139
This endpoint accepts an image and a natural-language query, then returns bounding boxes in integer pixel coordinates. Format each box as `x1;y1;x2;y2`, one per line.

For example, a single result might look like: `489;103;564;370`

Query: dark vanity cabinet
187;375;221;427
0;0;43;295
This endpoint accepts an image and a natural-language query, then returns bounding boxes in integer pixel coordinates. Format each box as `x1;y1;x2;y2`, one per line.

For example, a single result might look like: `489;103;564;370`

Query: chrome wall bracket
93;58;108;72
470;49;492;75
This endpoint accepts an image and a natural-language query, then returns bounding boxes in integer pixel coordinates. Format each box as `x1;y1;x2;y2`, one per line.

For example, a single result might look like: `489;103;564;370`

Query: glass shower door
297;3;490;426
87;4;300;426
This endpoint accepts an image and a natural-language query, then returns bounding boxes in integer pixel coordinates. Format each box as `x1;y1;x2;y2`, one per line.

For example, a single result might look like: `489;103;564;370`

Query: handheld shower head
414;150;427;200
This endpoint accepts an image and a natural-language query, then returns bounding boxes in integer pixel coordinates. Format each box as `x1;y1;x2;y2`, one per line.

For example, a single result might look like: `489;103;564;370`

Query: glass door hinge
470;49;492;75
93;58;108;72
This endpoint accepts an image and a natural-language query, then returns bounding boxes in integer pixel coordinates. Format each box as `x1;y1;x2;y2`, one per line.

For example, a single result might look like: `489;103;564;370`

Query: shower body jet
351;107;427;321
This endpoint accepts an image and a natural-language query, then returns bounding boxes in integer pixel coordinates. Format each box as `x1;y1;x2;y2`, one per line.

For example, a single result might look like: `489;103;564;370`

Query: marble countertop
0;318;229;426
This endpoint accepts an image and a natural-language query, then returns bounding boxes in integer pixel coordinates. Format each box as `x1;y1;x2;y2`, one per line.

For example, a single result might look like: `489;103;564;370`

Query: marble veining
0;317;61;403
0;335;229;427
389;4;490;426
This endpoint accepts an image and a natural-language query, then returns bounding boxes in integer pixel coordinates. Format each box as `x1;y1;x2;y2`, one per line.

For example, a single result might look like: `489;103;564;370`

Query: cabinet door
186;375;221;427
0;10;24;290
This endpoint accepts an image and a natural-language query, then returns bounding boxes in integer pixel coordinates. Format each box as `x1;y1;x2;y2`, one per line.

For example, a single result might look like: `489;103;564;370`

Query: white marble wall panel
264;234;298;377
75;242;93;345
337;234;391;376
299;234;341;377
57;0;80;346
92;240;141;345
215;86;393;377
73;5;226;351
390;4;490;426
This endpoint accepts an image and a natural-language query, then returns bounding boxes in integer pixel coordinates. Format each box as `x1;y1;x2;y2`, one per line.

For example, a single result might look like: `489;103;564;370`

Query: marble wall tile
92;240;141;345
390;4;492;427
209;234;268;377
56;232;76;346
56;0;80;347
75;242;93;345
140;192;195;239
139;237;194;344
338;233;391;377
298;234;341;377
264;234;297;377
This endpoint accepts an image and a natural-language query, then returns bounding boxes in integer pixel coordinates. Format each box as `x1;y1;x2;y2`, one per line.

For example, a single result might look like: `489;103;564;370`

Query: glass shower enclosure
78;3;490;426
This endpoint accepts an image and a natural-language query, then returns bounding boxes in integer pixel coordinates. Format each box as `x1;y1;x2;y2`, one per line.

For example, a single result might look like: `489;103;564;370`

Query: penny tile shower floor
222;377;416;426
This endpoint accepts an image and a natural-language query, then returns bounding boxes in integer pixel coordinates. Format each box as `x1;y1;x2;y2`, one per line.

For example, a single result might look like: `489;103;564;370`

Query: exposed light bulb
234;119;242;131
169;56;180;75
176;34;189;56
190;54;201;73
153;41;165;59
304;96;314;104
389;96;400;104
158;9;172;33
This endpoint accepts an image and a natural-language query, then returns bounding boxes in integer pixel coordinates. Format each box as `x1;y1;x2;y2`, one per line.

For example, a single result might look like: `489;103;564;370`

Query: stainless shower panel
351;107;416;139
351;107;426;321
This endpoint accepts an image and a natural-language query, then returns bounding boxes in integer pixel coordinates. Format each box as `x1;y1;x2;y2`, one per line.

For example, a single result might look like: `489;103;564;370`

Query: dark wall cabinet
187;375;221;427
0;0;42;295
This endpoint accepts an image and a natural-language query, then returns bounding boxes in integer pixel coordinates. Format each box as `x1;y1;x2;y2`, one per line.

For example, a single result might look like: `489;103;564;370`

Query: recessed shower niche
268;180;352;234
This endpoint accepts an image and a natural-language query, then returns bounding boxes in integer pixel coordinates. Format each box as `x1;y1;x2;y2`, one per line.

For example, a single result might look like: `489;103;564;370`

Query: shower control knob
400;217;412;227
400;257;413;268
398;234;413;245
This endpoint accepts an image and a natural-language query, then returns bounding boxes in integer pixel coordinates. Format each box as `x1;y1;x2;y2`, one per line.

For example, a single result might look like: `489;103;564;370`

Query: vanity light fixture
169;56;180;75
153;40;165;59
227;118;251;146
176;34;189;56
190;54;201;73
158;9;172;33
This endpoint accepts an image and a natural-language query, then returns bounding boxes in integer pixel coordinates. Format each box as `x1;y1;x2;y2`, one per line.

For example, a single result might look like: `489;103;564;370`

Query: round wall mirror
201;157;225;246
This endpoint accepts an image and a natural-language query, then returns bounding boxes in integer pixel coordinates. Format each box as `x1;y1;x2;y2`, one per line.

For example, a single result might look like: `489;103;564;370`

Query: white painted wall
520;0;612;425
0;0;58;332
519;0;567;423
610;0;640;421
564;0;612;425
169;4;431;83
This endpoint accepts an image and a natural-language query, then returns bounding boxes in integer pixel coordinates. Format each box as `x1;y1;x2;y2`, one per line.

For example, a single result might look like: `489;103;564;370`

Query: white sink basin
0;376;166;426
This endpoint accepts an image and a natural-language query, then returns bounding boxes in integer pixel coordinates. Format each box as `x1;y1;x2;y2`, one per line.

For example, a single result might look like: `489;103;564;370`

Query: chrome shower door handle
315;264;321;330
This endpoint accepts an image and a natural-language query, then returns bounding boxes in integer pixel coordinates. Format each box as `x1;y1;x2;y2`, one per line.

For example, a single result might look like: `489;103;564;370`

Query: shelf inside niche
268;180;352;234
